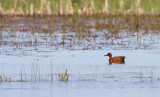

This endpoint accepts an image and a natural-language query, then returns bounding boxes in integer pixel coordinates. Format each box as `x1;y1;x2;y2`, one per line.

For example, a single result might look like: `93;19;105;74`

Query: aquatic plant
58;69;69;81
5;76;7;82
20;70;23;82
0;75;2;82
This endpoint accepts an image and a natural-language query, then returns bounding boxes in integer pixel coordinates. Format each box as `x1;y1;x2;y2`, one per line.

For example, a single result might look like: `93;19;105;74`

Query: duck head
104;53;112;57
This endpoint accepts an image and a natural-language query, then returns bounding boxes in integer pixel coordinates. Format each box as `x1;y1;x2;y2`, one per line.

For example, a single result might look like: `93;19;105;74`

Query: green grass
141;0;160;13
0;0;160;16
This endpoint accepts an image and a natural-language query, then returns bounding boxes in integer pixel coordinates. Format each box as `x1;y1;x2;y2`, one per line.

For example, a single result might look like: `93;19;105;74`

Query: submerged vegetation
0;0;160;16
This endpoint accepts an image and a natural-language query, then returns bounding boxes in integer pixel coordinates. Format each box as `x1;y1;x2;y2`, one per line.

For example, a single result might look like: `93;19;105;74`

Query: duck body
105;53;125;64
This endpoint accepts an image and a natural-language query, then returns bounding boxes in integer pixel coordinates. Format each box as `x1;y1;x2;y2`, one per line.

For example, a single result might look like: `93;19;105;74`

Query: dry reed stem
30;3;34;16
47;1;52;15
78;9;82;15
90;0;95;15
60;0;63;15
136;0;143;15
65;0;74;15
0;3;4;14
17;7;24;15
14;0;17;10
119;0;123;13
103;0;109;14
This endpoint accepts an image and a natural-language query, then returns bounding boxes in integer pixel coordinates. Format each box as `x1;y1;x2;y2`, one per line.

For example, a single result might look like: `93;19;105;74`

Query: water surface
0;17;160;97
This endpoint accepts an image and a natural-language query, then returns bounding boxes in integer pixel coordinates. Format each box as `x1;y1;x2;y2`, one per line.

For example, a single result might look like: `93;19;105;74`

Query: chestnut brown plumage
104;53;125;64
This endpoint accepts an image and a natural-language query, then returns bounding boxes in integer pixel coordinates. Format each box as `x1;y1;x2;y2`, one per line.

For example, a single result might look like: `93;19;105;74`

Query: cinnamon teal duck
104;53;126;64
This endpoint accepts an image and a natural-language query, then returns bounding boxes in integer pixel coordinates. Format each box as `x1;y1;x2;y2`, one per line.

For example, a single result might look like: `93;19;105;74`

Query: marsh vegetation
0;0;160;16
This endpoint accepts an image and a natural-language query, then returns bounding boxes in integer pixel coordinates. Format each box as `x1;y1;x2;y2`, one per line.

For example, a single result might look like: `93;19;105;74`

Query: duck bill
104;55;108;56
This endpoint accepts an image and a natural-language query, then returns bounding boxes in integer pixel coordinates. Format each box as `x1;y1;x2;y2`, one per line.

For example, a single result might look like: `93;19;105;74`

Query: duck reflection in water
104;53;126;64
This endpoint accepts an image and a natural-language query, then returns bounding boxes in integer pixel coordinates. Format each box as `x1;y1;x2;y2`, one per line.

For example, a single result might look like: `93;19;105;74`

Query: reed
0;0;160;16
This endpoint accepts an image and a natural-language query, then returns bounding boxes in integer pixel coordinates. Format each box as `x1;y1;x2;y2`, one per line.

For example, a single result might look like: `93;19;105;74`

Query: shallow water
0;17;160;97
